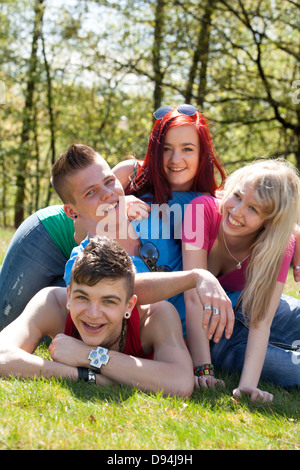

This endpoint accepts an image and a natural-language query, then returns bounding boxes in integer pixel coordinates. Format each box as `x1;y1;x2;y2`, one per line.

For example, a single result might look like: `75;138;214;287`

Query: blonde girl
182;158;300;402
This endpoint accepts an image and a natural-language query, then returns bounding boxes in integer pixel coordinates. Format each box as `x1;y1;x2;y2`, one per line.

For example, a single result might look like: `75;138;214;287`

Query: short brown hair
70;236;136;300
51;144;99;203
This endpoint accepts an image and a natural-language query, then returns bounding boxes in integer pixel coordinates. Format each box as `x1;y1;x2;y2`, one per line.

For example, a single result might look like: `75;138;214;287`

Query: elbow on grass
165;374;194;399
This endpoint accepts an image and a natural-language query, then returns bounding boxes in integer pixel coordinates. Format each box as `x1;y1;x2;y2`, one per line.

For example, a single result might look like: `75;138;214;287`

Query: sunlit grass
0;226;299;450
0;372;299;450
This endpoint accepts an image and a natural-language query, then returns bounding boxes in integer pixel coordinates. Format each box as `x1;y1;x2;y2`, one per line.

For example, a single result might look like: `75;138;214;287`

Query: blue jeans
211;294;300;389
0;213;67;330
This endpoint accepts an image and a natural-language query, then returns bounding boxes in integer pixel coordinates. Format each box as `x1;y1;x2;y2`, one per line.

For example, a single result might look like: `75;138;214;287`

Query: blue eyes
233;193;258;213
84;178;115;198
74;296;116;305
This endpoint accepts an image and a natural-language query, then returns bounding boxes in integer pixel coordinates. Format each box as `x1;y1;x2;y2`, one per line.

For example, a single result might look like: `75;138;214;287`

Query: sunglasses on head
153;104;198;120
139;241;172;272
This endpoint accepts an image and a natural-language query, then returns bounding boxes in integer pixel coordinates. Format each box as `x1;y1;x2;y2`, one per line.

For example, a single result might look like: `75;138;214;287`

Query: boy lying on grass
0;236;200;397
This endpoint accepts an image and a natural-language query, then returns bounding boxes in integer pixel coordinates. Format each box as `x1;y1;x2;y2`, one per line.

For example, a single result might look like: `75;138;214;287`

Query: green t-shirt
37;205;77;259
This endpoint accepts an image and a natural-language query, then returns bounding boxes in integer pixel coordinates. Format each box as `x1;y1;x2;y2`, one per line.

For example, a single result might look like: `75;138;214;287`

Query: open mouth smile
82;321;105;334
97;201;118;215
104;201;118;211
228;213;243;227
168;167;187;173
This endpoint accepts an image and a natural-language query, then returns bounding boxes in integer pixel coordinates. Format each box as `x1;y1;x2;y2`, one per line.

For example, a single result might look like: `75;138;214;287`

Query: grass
0;227;14;265
0;370;299;450
0;368;299;450
0;226;299;450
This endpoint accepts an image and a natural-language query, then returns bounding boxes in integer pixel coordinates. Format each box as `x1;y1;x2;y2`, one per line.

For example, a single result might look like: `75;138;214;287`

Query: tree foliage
0;0;299;226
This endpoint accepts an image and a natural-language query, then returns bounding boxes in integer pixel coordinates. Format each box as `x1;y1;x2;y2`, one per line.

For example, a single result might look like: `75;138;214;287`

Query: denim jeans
211;294;300;389
0;213;67;330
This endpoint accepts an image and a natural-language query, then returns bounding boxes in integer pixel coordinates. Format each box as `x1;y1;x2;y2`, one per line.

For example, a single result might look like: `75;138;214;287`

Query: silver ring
212;308;220;315
203;305;212;310
294;266;300;270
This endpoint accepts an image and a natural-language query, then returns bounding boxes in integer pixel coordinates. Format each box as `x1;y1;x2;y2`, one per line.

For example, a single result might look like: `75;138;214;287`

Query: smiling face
64;156;125;236
163;125;200;191
222;180;266;240
67;278;136;348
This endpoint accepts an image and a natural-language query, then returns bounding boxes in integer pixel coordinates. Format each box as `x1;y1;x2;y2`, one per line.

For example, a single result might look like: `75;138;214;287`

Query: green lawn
0;367;299;450
0;227;299;450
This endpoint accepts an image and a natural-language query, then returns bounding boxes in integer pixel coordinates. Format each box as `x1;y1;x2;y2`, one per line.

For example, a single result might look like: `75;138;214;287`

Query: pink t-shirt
182;195;295;291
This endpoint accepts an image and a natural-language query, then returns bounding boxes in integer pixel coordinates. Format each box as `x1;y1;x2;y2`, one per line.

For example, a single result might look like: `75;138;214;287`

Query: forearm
48;332;193;396
185;295;212;366
97;350;192;397
238;323;270;389
0;346;77;381
134;269;203;305
239;284;283;389
66;345;191;397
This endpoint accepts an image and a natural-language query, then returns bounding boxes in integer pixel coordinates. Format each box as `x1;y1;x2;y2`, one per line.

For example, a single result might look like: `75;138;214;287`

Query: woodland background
0;0;299;228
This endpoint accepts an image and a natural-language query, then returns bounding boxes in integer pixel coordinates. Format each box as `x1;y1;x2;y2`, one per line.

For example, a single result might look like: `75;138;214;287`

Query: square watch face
99;354;109;364
97;347;107;355
88;350;98;360
90;358;100;367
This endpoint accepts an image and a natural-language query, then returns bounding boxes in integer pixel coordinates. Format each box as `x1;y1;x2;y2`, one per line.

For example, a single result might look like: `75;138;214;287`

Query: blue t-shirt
64;191;200;336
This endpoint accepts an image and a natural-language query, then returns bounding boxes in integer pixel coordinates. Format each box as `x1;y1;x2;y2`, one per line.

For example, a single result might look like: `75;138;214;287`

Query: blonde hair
219;158;300;326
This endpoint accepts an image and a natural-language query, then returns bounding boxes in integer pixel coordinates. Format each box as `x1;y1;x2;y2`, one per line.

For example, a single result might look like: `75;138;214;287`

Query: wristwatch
88;346;110;373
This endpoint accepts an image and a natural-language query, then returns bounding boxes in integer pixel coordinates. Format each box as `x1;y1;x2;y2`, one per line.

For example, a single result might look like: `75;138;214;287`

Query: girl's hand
233;386;274;403
293;266;300;286
125;195;151;221
194;375;225;389
194;269;235;342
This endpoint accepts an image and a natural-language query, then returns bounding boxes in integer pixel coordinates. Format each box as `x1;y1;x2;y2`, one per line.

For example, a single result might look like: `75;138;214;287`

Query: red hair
126;109;227;203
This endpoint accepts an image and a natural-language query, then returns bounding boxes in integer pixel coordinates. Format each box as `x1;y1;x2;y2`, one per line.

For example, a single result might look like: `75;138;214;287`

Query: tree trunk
184;0;217;107
41;30;56;206
152;0;166;111
14;0;45;227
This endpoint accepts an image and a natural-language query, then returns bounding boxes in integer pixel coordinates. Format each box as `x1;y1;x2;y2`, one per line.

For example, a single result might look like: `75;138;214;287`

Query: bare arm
180;243;235;389
134;261;234;390
0;287;113;386
134;267;234;334
112;159;141;189
49;301;194;398
0;287;77;380
233;282;284;403
104;302;193;397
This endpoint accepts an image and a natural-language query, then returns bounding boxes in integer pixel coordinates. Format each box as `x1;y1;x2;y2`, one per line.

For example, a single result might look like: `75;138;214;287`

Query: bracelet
193;363;215;377
88;346;110;373
77;367;89;382
77;367;96;384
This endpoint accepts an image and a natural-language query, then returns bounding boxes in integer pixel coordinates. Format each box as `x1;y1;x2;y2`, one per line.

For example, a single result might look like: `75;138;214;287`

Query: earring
66;302;70;309
74;214;78;219
124;311;131;319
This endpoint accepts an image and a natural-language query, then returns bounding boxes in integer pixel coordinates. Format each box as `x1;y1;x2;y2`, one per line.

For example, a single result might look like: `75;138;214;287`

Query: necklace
118;317;127;352
222;231;250;270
